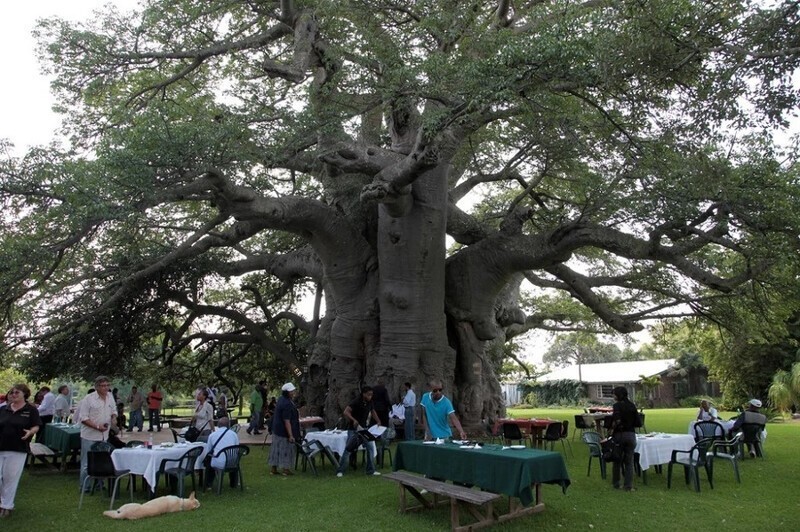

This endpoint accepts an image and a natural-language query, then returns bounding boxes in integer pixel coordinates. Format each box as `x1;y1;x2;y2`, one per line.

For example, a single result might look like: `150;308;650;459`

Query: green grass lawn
11;408;799;530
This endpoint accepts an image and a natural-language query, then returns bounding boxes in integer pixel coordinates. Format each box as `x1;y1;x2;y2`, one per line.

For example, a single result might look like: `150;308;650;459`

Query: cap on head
748;399;762;408
281;382;296;392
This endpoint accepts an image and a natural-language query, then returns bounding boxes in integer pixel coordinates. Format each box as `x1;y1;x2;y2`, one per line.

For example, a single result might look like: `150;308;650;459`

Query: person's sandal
281;469;294;476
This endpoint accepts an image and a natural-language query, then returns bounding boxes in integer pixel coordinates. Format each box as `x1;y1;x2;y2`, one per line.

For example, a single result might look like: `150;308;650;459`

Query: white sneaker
336;472;343;478
371;471;381;476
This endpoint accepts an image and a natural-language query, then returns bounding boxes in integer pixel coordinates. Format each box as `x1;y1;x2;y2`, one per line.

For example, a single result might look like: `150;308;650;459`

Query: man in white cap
732;399;767;457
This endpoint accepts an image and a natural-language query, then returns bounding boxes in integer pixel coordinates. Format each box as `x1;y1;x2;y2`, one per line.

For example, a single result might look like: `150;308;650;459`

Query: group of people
121;384;164;433
265;378;466;480
246;382;275;436
606;391;771;493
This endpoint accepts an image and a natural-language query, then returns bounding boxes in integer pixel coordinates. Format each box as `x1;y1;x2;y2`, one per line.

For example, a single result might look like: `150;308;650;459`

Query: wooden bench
28;442;59;470
384;471;500;531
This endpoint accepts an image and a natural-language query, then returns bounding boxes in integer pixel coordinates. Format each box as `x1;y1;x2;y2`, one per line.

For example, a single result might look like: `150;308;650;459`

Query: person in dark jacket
609;386;638;491
371;380;391;427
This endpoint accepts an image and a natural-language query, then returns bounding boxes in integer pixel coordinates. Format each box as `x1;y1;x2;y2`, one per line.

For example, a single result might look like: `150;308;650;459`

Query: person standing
336;386;382;478
246;384;263;435
269;383;300;476
371;380;391;427
402;382;416;441
36;386;56;442
420;380;466;441
36;386;56;426
0;383;41;518
74;376;117;492
609;386;638;491
257;380;268;430
191;389;215;441
146;384;163;432
53;385;71;423
125;386;145;432
216;387;228;418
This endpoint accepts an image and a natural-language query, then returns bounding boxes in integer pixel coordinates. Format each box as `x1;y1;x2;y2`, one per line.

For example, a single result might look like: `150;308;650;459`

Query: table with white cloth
111;442;208;496
635;433;695;471
304;430;377;458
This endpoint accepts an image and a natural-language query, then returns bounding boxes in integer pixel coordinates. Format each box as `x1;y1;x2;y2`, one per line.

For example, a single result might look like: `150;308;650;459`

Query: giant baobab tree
1;0;798;428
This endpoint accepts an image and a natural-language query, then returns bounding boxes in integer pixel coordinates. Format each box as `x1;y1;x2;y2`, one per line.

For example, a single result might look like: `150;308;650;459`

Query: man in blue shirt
420;380;466;441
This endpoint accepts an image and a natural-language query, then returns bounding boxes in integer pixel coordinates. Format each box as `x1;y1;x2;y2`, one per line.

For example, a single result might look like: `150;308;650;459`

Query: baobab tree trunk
371;166;454;402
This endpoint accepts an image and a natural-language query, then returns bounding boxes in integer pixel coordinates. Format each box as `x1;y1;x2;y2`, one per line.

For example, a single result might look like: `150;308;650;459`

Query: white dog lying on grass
103;492;200;519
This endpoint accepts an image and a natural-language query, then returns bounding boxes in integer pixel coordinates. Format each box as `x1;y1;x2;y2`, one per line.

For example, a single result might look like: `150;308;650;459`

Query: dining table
394;440;570;519
582;412;612;433
634;433;696;475
493;418;557;448
111;442;208;497
304;430;377;458
587;406;613;414
42;423;81;471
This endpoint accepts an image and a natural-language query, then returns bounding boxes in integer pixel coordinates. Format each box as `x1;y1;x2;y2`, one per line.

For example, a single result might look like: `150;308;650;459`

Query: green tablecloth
43;424;81;463
394;441;570;507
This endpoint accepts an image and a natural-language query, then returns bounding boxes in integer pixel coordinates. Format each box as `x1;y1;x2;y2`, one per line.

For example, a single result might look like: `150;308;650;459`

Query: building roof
538;359;676;384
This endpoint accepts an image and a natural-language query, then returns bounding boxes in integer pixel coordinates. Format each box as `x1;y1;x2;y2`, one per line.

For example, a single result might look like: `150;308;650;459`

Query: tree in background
768;362;800;416
543;333;622;368
638;374;662;408
0;1;799;429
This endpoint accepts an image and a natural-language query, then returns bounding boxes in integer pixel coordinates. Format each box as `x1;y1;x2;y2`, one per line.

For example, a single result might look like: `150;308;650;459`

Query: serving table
394;440;570;516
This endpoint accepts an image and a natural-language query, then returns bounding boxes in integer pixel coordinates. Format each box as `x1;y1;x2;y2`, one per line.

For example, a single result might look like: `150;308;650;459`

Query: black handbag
601;437;623;462
184;421;209;443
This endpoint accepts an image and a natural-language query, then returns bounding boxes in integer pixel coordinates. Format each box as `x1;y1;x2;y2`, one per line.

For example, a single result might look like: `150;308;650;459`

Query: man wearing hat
268;382;300;476
732;399;767;457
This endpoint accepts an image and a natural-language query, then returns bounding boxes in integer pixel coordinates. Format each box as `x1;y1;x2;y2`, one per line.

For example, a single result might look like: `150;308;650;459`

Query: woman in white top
192;389;215;439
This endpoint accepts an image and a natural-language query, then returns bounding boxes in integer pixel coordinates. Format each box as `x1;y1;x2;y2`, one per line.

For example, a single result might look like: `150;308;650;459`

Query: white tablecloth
111;442;208;491
304;431;376;457
635;434;695;470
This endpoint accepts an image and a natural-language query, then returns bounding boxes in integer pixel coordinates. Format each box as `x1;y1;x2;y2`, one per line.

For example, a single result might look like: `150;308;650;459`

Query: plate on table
509;445;526;450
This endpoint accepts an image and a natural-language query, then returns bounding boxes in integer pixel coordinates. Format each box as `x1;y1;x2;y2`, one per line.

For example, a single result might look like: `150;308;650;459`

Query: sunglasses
432;388;443;393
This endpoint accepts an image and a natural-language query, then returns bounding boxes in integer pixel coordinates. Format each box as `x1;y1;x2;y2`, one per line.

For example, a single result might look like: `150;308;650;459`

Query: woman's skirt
268;434;296;469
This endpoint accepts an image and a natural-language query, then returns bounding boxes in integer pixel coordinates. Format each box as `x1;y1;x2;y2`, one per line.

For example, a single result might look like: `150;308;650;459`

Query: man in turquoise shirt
420;380;466;441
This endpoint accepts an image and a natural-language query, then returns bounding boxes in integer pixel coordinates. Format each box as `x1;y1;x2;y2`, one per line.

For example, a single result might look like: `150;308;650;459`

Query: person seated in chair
204;416;240;488
696;400;720;421
732;399;767;458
